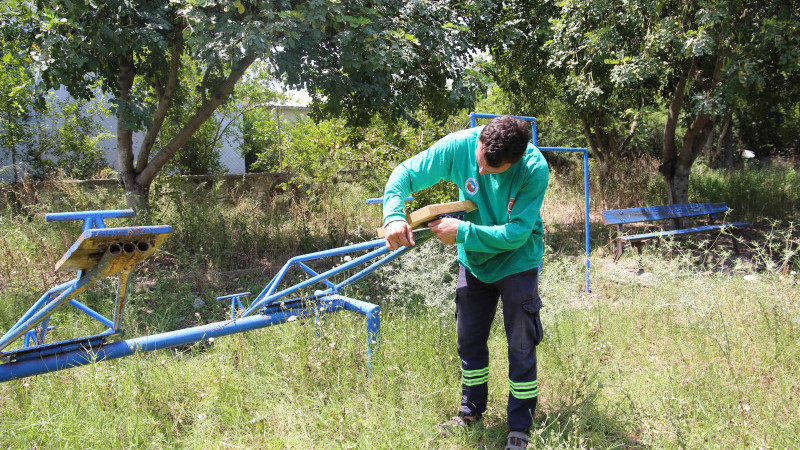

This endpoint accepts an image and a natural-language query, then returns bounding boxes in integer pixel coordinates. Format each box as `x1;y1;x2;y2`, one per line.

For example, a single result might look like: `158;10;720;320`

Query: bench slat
602;203;730;225
618;222;748;242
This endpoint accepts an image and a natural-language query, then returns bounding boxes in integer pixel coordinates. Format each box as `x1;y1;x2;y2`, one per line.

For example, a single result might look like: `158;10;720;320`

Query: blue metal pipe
38;317;52;345
296;261;336;290
24;327;55;348
537;146;589;153
255;238;388;301
217;293;250;320
68;300;114;329
469;112;538;123
0;251;116;351
46;209;135;233
0;285;77;351
0;301;345;383
324;294;381;374
249;229;433;316
44;210;135;222
245;244;391;316
583;151;591;293
332;231;433;293
365;196;414;205
8;281;73;336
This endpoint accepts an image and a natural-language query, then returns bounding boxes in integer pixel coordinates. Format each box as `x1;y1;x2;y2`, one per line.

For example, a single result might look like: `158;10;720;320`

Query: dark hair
478;115;532;167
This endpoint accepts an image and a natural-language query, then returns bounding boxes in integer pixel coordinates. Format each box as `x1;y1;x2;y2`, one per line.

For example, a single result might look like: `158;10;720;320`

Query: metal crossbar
619;222;750;242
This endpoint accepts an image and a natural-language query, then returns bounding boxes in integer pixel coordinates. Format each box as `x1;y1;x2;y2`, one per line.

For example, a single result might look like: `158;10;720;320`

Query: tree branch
136;52;259;185
581;117;599;156
136;29;184;173
617;110;641;154
680;55;724;166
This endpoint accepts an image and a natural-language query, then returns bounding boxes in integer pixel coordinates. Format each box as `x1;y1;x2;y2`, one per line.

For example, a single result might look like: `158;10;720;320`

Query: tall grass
0;173;798;448
1;233;797;448
690;160;800;220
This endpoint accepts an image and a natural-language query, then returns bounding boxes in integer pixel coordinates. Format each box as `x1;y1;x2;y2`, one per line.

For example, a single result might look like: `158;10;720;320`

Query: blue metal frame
469;112;591;293
0;210;173;360
0;206;432;382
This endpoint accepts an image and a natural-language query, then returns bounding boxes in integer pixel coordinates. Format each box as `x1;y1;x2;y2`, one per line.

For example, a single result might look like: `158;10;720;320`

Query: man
382;115;549;450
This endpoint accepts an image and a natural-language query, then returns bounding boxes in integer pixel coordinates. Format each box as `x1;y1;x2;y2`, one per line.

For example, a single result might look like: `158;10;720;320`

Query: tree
469;0;659;177
464;1;558;115
20;0;480;212
0;42;34;183
647;1;799;205
546;0;660;178
477;0;800;205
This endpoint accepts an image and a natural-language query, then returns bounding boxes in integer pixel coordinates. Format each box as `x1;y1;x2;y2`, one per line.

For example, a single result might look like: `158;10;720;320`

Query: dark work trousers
455;264;543;432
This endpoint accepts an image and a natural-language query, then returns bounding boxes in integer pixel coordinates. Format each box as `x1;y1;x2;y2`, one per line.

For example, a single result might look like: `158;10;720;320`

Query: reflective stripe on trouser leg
498;267;542;431
462;366;489;386
461;366;490;416
509;379;538;399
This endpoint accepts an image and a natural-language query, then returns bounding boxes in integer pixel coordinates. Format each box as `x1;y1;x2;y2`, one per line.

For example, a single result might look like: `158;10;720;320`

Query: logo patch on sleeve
465;178;479;196
507;198;516;214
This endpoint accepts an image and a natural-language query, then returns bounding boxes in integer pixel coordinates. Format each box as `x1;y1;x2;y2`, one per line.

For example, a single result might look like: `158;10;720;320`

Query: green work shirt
383;126;549;283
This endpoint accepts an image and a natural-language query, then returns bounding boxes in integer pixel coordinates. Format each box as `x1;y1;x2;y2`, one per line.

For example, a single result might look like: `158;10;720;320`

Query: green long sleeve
383;127;549;283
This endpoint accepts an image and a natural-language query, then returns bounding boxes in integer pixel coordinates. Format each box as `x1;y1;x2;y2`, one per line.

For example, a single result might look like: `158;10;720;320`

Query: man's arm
381;135;458;248
383;220;416;250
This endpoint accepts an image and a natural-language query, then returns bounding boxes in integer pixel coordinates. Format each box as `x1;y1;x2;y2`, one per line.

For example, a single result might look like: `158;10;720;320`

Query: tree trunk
582;117;613;178
136;52;258;185
666;162;691;206
122;181;150;216
710;111;733;169
115;53;148;213
11;144;18;184
114;51;257;215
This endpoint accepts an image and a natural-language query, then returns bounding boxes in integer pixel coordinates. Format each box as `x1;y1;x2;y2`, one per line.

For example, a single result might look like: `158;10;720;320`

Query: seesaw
0;199;475;382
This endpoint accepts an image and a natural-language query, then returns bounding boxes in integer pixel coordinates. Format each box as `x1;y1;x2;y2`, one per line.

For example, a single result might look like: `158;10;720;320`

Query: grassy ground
0;167;798;448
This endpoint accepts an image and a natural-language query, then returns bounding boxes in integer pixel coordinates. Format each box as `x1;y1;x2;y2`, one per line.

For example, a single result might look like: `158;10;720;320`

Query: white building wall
1;88;309;181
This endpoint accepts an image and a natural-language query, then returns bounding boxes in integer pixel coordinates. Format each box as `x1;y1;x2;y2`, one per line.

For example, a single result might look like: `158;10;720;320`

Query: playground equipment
0;201;449;383
0;112;591;383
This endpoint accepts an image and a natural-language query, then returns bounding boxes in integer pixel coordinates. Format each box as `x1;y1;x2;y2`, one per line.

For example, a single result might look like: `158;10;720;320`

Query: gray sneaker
505;431;530;449
438;413;482;437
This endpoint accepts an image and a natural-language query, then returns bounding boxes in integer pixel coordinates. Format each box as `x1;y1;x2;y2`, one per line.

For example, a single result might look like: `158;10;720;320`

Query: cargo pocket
521;301;544;346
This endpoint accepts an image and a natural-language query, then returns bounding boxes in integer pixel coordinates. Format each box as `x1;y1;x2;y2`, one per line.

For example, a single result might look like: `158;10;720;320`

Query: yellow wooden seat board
377;200;477;238
55;226;172;273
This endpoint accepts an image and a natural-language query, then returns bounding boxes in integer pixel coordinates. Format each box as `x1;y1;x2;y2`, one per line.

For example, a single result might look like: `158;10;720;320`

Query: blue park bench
602;203;749;261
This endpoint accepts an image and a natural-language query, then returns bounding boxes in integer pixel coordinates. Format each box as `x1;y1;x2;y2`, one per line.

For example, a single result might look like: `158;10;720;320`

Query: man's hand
429;218;459;245
384;220;415;250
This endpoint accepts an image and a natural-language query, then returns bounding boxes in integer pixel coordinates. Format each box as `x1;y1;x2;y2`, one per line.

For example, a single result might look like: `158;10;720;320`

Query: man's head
476;115;532;175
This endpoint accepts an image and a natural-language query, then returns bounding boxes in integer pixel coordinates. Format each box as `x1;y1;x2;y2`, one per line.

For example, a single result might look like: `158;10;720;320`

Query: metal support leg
113;270;131;332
